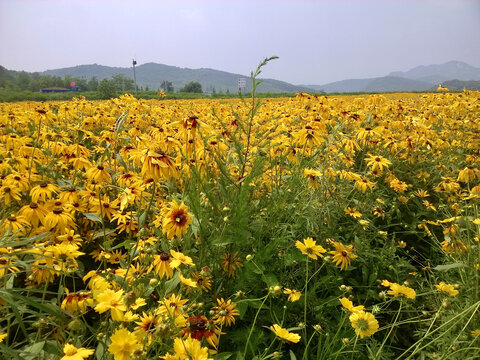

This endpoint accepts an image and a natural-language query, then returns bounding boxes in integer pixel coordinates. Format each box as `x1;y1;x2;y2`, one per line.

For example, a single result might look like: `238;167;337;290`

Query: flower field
0;74;479;359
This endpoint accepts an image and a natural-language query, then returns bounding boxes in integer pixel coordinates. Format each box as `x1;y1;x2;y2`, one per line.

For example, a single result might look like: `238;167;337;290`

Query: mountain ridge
40;62;314;93
308;60;480;93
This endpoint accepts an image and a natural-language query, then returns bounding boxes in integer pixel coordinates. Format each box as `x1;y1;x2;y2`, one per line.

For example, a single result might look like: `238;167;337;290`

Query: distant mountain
307;76;433;93
389;60;480;84
433;79;480;91
310;61;480;93
41;63;313;94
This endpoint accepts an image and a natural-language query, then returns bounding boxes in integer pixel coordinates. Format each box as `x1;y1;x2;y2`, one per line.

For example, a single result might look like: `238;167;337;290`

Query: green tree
111;74;134;91
87;77;99;91
180;81;202;93
97;79;117;99
161;80;174;93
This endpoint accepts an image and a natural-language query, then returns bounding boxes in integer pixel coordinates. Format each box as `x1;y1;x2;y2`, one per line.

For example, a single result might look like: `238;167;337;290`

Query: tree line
1;66;203;94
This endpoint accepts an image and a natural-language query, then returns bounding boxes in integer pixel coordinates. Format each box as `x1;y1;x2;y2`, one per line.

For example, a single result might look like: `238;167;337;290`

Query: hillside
309;76;433;93
310;60;480;93
41;63;313;94
389;60;480;83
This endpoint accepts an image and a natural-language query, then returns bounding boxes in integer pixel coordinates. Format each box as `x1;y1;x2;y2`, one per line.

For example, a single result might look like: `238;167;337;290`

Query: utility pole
132;59;138;95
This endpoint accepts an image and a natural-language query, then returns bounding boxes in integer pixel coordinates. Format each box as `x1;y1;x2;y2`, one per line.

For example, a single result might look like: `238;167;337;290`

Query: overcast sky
1;0;479;85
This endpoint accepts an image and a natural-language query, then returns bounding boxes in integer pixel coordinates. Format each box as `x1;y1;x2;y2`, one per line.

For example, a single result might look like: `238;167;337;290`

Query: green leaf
290;350;298;360
138;211;147;228
83;212;103;223
262;273;278;287
92;228;116;240
21;341;45;360
164;272;180;294
433;262;465;271
215;353;232;360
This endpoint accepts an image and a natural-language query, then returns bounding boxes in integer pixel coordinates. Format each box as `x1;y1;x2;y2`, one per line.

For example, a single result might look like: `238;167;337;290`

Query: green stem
244;294;269;357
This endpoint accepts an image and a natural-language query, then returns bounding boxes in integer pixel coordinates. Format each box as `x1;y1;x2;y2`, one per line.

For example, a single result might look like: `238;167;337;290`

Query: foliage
180;81;203;93
97;79;117;99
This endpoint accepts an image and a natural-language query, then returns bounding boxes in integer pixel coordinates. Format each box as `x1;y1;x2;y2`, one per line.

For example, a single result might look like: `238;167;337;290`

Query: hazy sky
1;0;479;85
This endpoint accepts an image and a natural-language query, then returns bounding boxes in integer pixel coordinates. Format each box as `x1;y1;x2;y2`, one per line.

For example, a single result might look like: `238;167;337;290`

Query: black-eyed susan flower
158;293;188;318
328;240;357;270
43;207;76;234
365;154;391;173
221;251;243;277
162;200;193;239
18;202;48;227
0;214;29;235
344;207;362;218
134;312;160;345
0;184;22;205
61;291;93;314
270;324;301;343
30;182;60;203
295;237;326;260
349;311;379;338
190;271;212;293
152;252;174;279
354;177;375;193
85;164;111;184
303;168;323;189
211;298;239;327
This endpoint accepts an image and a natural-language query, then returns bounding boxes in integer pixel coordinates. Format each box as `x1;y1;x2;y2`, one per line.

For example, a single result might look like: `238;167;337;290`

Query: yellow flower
211;298;239;327
165;337;212;360
179;274;197;288
108;328;141;360
339;297;364;313
61;343;94;360
435;281;459;296
295;237;326;260
283;288;301;302
152;252;174;279
158;293;188;318
162;200;193;239
30;182;60;202
354;177;375;193
170;250;195;269
349;311;379;338
0;333;7;343
61;291;93;314
365;154;391;173
221;251;243;277
328;240;357;270
270;324;301;343
94;289;127;321
381;280;416;299
472;329;480;337
344;207;362;218
85;164;111;184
